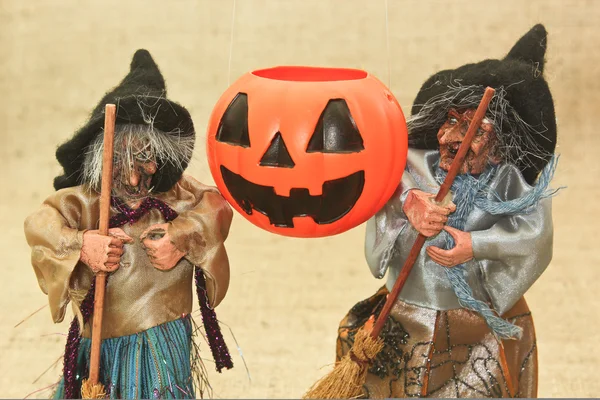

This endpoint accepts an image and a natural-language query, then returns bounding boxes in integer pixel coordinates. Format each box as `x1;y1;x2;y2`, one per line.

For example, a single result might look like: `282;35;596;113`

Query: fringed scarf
433;156;559;340
62;197;232;398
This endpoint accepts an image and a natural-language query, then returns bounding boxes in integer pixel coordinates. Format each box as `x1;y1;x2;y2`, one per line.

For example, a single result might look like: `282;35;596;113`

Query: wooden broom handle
371;87;496;338
88;104;116;385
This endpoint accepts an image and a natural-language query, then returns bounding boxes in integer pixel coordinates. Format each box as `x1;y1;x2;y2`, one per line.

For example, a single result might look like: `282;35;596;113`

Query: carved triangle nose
259;131;295;168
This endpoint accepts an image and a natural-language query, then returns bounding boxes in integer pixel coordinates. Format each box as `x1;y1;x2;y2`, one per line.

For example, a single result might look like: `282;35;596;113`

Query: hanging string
227;0;237;86
384;0;391;89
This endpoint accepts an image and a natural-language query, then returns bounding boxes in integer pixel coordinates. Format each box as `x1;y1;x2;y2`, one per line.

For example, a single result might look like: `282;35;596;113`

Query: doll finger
425;213;448;224
109;237;126;248
426;219;445;229
140;223;168;240
426;246;442;258
439;247;459;259
109;230;134;244
436;200;456;213
427;226;445;236
443;225;463;241
107;247;124;256
142;239;158;251
139;226;155;240
151;261;166;270
444;201;457;213
427;246;453;258
112;227;132;235
417;191;434;203
426;249;449;266
435;257;452;267
103;262;118;271
106;254;121;263
431;204;452;216
104;243;117;258
426;247;441;260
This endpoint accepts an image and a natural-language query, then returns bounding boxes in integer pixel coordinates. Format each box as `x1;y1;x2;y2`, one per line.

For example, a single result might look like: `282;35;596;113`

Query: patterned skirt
336;287;538;398
53;316;196;399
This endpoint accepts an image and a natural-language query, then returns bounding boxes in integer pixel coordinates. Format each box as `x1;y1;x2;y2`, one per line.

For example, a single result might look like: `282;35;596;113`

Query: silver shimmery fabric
365;149;553;315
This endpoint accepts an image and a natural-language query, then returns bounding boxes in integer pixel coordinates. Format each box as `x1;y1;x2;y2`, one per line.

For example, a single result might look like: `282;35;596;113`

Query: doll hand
140;223;186;271
80;228;134;273
403;190;456;237
426;226;473;267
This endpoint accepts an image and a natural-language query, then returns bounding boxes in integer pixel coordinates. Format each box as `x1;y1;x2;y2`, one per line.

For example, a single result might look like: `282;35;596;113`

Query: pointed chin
438;147;455;171
438;157;453;172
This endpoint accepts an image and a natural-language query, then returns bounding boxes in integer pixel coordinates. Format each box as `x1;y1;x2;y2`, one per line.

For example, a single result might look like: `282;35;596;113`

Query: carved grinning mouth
220;166;365;228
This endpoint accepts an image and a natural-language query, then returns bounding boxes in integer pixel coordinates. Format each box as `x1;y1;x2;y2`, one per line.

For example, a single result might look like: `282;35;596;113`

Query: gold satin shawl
24;175;232;338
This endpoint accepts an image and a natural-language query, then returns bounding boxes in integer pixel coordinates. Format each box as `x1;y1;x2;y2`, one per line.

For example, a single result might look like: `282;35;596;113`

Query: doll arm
167;176;233;308
24;193;87;323
470;197;553;315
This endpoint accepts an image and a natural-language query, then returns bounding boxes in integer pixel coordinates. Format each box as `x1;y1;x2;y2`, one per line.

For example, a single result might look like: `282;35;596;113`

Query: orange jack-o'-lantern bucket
206;66;408;238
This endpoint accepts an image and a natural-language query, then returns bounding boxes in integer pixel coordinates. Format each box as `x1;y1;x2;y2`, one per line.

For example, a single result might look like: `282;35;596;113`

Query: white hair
407;80;553;171
82;123;194;191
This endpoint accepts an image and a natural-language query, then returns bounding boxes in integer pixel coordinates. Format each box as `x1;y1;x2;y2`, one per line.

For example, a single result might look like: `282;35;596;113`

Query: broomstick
81;104;116;399
304;87;496;399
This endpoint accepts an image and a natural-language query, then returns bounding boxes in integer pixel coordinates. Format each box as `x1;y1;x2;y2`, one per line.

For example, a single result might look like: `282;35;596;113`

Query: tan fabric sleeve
167;176;233;308
23;188;98;323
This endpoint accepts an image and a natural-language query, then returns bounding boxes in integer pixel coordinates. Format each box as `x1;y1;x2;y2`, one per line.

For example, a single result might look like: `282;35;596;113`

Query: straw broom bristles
81;379;107;399
304;327;384;399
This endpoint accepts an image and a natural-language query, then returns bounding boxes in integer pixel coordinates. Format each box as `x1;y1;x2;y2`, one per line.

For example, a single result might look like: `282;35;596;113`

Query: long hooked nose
129;162;157;186
129;169;140;186
439;124;465;145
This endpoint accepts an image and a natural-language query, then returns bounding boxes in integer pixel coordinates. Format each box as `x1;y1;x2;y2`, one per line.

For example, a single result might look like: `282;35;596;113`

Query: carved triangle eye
306;99;364;153
260;132;295;168
216;93;251;147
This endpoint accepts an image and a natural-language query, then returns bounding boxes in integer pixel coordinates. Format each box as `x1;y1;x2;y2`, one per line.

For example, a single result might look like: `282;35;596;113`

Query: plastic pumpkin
206;66;408;238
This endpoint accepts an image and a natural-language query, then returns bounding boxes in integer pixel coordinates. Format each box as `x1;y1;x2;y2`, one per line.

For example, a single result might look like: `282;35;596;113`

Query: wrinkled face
112;139;157;200
437;108;501;174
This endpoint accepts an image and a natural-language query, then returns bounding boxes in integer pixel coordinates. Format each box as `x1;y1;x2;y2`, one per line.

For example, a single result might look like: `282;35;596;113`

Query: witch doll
335;24;559;398
24;49;233;399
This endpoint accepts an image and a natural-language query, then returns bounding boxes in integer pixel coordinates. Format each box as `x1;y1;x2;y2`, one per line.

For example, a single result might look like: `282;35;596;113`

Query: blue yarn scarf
433;156;559;339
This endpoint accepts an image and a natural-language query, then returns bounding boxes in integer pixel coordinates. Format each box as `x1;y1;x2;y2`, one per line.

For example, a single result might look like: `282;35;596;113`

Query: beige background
1;0;598;398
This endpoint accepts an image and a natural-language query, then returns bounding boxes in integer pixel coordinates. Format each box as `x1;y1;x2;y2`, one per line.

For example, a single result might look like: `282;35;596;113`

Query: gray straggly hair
407;81;554;173
82;123;195;192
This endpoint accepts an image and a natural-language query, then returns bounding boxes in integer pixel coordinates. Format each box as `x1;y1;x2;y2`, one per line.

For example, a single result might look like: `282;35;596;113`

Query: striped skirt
54;316;196;399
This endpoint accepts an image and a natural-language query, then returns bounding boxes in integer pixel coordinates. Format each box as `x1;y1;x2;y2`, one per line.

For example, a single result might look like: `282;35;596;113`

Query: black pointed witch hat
53;49;195;193
409;24;556;184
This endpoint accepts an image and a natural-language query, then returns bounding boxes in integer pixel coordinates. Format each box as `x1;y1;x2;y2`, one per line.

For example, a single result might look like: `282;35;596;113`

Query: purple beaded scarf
195;268;233;372
62;197;232;398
